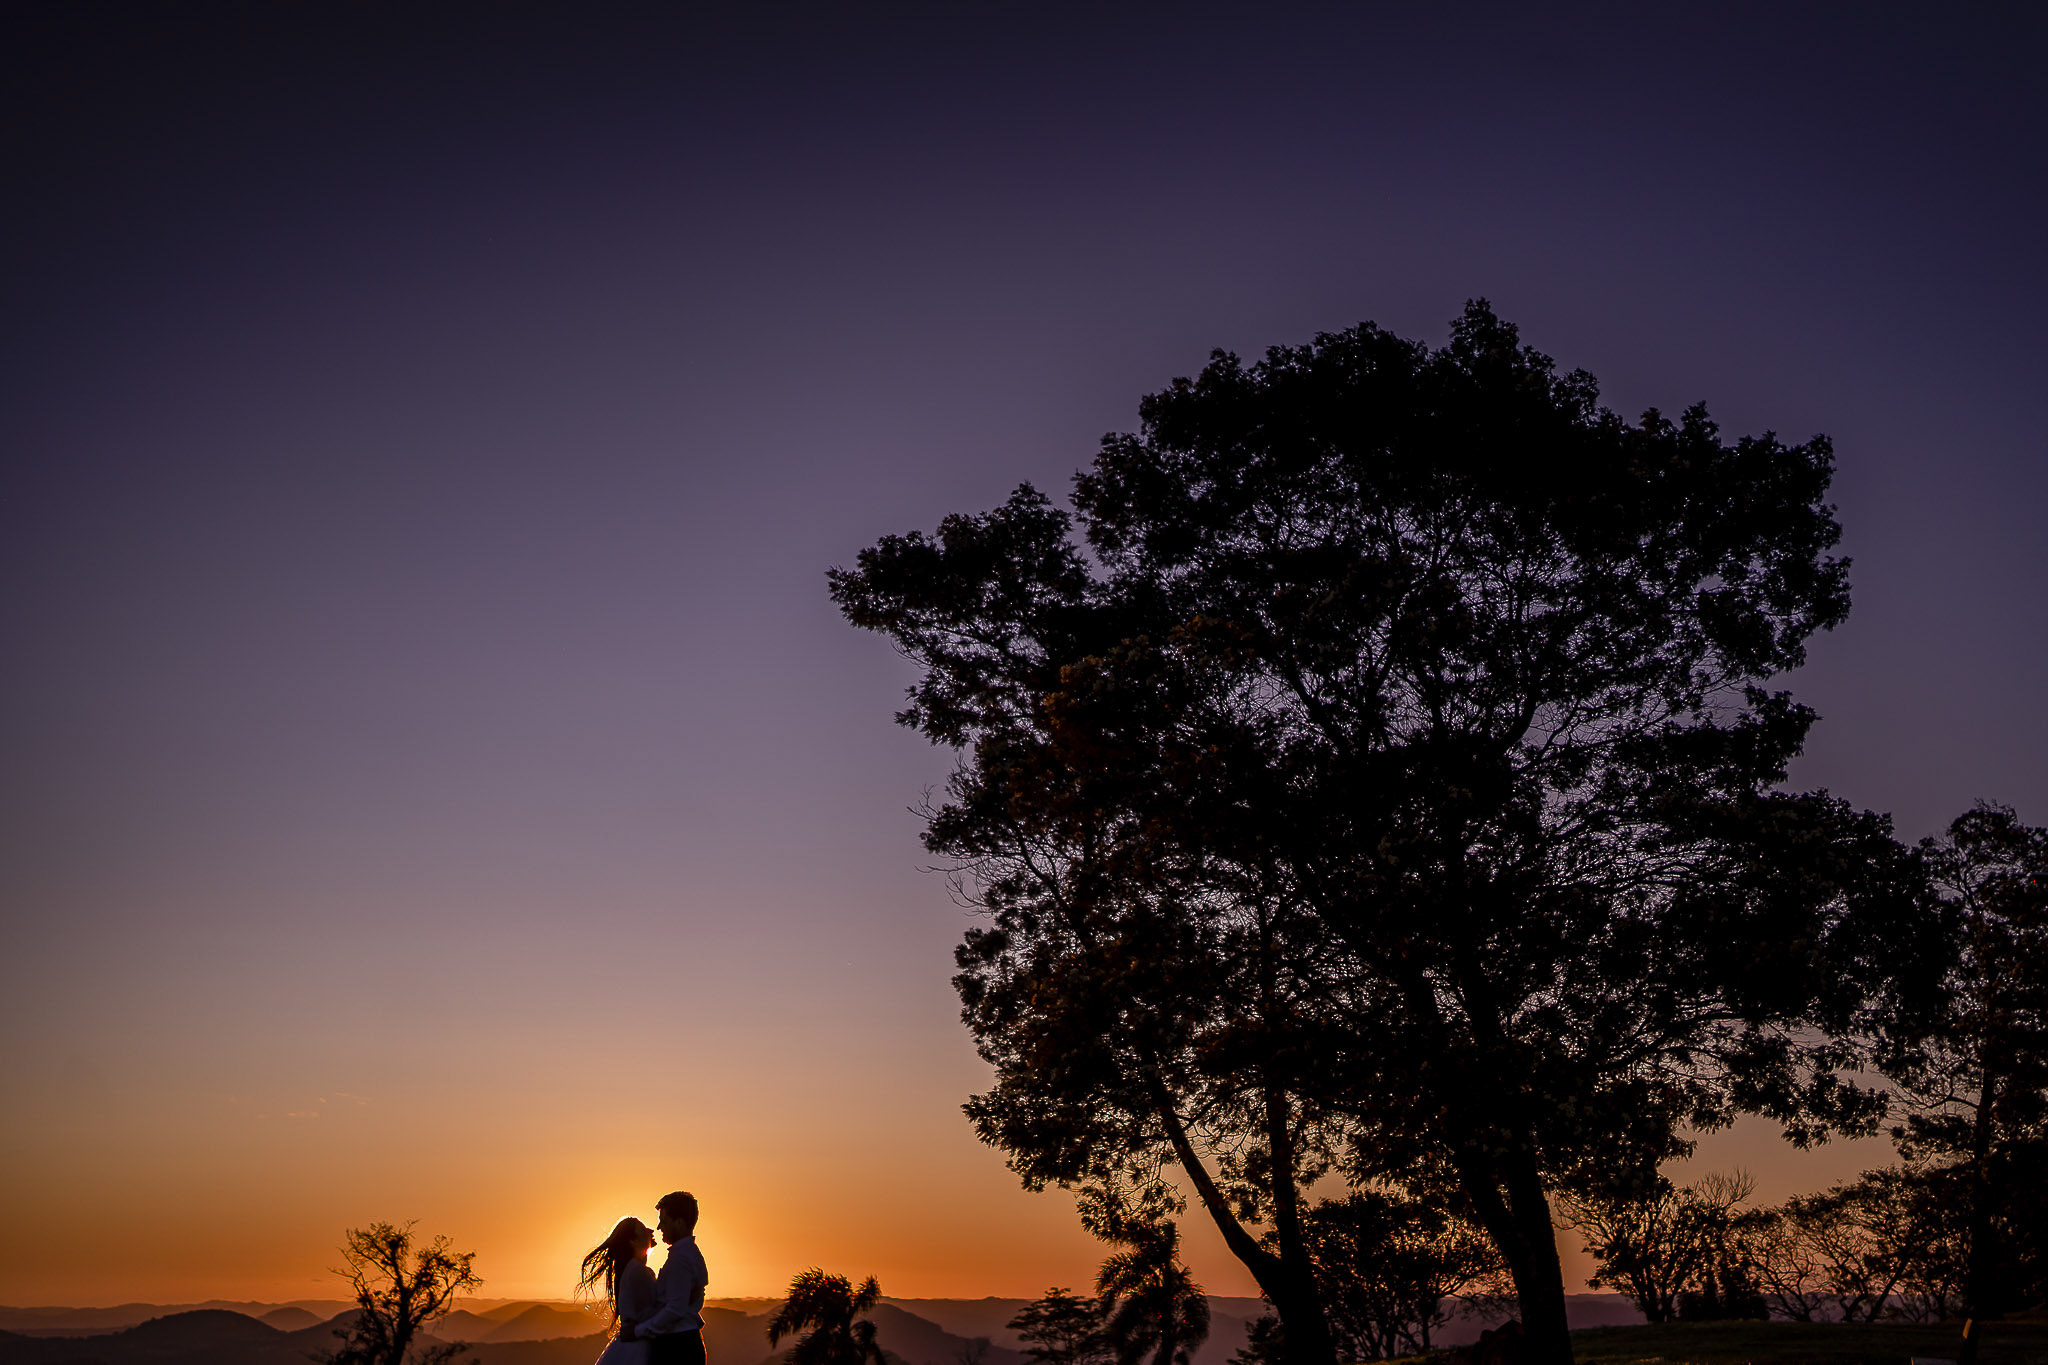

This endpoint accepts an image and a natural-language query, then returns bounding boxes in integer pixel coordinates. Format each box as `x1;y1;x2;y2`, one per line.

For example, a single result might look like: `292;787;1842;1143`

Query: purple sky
2;5;2043;1303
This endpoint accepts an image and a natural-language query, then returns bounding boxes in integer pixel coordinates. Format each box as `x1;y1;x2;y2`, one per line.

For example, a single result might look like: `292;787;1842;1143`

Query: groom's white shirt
642;1234;708;1336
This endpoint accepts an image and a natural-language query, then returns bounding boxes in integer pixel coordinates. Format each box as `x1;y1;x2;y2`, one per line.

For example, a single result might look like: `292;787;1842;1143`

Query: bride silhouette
578;1216;660;1364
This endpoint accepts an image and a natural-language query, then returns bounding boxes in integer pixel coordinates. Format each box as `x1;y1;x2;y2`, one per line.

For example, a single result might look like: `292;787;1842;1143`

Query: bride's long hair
576;1216;653;1327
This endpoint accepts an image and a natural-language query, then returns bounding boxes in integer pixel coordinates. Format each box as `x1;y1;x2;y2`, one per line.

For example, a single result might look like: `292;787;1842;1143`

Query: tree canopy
1880;803;2048;1340
1288;1190;1507;1360
1010;1287;1112;1365
832;302;1917;1365
1094;1219;1210;1365
317;1222;480;1365
767;1268;886;1365
1561;1171;1761;1325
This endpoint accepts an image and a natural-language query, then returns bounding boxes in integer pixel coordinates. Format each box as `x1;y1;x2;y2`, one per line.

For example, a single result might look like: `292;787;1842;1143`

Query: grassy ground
1563;1320;2048;1365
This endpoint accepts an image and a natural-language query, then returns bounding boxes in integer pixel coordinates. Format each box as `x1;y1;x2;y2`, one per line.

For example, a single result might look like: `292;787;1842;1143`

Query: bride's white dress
594;1262;660;1365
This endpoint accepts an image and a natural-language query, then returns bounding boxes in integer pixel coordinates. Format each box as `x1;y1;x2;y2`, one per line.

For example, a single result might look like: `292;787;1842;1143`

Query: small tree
1236;1193;1507;1363
1749;1167;1965;1323
768;1270;886;1365
1307;1192;1509;1358
1011;1288;1112;1365
1096;1223;1209;1365
1675;1226;1769;1323
1741;1201;1833;1323
1229;1314;1285;1365
318;1222;481;1365
1880;803;2048;1336
1561;1171;1755;1324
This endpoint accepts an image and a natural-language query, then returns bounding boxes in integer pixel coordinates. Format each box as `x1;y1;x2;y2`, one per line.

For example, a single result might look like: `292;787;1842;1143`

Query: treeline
832;303;2048;1365
1570;1162;2041;1330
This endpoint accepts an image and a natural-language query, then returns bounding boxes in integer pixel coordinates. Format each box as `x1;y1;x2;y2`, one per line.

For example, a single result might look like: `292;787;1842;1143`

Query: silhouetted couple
580;1190;710;1365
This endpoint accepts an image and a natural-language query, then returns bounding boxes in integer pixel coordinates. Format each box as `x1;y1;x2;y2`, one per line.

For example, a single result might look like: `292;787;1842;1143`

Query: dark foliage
1094;1221;1209;1365
1564;1171;1760;1324
831;302;1917;1365
317;1223;481;1365
1228;1312;1286;1365
767;1270;886;1365
1296;1191;1508;1358
1008;1289;1112;1365
1745;1167;1966;1324
1878;804;2048;1324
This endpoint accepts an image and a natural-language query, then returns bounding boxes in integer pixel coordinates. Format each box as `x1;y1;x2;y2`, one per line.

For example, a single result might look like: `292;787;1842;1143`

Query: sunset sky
3;6;2044;1308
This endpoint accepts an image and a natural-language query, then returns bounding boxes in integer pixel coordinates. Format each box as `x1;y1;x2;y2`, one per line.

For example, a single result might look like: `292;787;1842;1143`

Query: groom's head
656;1190;699;1243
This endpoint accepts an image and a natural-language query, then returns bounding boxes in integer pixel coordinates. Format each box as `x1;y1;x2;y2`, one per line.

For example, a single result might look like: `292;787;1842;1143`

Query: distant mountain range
0;1302;1007;1365
0;1301;358;1337
0;1295;1644;1365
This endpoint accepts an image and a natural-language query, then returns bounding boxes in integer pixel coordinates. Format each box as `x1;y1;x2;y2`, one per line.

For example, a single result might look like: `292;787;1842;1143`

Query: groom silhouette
634;1190;709;1365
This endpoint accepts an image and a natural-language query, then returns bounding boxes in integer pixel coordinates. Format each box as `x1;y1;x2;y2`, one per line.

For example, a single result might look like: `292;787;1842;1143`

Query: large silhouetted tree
831;302;1917;1365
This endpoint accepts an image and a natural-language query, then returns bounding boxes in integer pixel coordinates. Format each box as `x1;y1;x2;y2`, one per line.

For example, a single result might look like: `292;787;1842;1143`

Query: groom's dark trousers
650;1330;706;1365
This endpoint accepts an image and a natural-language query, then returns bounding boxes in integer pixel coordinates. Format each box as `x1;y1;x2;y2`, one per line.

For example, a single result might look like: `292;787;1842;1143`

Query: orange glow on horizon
0;1098;1892;1307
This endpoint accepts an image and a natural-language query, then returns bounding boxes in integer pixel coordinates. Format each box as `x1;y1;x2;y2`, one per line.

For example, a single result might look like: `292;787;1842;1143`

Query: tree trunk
1263;1274;1338;1365
1263;1080;1331;1359
1957;1061;2003;1365
1442;1133;1572;1365
1426;904;1574;1365
1151;1094;1337;1365
1500;1153;1574;1365
1422;993;1573;1365
1252;913;1332;1365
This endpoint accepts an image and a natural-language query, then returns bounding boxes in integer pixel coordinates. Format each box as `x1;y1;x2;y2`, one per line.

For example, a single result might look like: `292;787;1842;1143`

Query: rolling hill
0;1294;1650;1365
